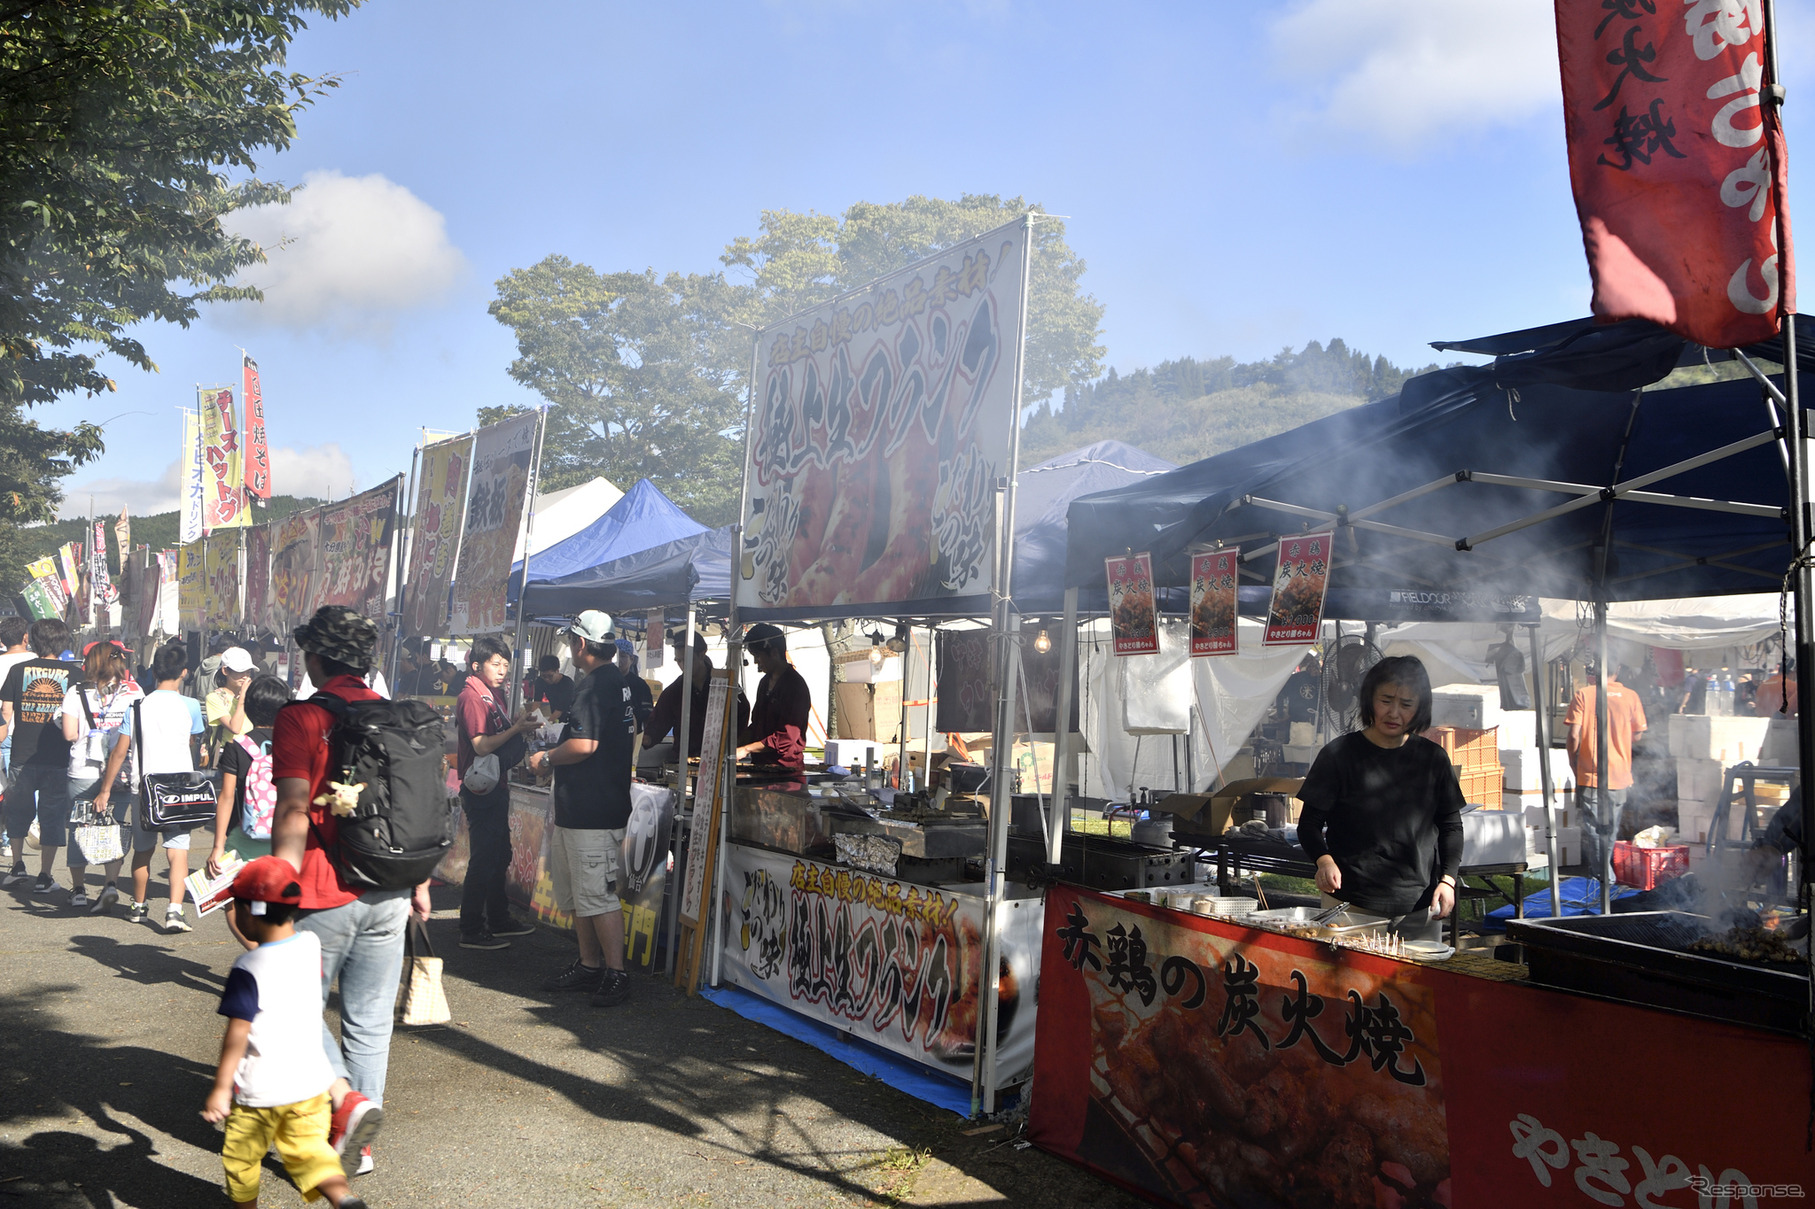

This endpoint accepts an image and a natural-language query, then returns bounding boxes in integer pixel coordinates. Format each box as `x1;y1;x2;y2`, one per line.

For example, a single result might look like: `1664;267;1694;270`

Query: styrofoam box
1493;710;1538;745
1763;717;1800;765
1674;757;1727;802
1462;809;1526;866
1520;801;1577;831
1500;747;1574;792
1524;823;1580;866
1666;713;1770;761
1431;685;1502;730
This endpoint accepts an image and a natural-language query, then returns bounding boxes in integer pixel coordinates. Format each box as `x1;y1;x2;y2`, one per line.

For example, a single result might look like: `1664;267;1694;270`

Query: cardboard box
1171;777;1303;840
1499;747;1574;793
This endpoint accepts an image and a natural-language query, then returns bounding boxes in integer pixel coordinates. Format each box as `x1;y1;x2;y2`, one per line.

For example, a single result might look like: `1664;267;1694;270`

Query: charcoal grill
1506;911;1810;1035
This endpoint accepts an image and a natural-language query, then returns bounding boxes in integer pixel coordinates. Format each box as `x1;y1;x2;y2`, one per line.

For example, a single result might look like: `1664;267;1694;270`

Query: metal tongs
1312;901;1352;926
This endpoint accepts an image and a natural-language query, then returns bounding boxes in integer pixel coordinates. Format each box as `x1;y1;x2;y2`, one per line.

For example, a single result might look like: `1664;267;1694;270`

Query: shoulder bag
134;698;220;830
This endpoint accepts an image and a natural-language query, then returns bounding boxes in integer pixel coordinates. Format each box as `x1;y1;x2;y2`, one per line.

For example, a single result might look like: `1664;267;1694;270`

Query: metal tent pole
1595;601;1613;914
665;606;697;977
389;442;422;692
508;409;549;714
1529;624;1563;919
1048;586;1079;866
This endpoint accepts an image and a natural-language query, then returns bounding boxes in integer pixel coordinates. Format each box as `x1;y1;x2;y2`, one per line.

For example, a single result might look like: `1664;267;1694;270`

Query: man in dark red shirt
735;623;811;769
270;606;420;1180
454;635;539;949
639;632;750;771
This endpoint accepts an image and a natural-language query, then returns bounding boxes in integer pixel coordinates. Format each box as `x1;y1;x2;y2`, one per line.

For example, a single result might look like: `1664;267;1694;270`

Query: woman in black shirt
1297;656;1464;932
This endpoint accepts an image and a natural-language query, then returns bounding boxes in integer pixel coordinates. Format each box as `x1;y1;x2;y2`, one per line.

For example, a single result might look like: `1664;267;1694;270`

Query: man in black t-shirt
0;619;81;892
525;655;576;720
526;611;634;1008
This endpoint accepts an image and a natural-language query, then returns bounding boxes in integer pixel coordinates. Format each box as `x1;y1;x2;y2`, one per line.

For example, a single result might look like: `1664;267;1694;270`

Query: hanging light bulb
867;628;886;667
1034;629;1052;655
886;621;909;655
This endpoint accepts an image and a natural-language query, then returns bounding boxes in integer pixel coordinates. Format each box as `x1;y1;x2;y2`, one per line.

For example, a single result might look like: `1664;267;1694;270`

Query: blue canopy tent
507;477;707;606
520;525;732;619
1009;440;1175;615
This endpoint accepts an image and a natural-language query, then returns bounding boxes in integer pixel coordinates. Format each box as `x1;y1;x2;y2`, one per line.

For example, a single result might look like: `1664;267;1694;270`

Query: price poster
1105;552;1159;656
1263;531;1333;647
1189;549;1239;657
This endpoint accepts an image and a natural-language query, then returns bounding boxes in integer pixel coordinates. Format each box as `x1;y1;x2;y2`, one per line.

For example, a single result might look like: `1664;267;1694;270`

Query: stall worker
1297;655;1464;942
638;633;750;771
615;640;654;732
526;654;576;720
735;623;810;770
1566;661;1647;874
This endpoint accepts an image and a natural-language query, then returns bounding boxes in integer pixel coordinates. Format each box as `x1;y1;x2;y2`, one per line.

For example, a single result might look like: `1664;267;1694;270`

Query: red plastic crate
1612;841;1690;890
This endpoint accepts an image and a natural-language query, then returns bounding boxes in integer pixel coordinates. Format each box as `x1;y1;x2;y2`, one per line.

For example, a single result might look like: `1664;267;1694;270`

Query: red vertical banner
1264;531;1332;647
1556;0;1793;347
1188;549;1239;657
1105;552;1159;656
242;354;271;501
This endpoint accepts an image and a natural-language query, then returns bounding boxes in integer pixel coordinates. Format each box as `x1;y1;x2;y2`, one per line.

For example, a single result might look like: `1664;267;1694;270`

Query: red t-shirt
271;675;383;910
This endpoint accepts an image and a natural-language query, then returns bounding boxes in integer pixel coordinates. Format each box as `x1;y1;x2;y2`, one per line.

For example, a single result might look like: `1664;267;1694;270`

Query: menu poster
1105;553;1159;656
679;669;735;926
1263;530;1334;647
1188;549;1240;657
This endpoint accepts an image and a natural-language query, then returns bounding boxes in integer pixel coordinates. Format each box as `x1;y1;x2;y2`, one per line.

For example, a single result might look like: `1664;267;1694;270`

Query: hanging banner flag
24;556;67;620
737;219;1030;616
198;385;246;530
1106;552;1160;656
178;541;206;631
1556;0;1794;347
314;478;401;619
90;519;119;606
157;550;180;637
401;435;473;637
113;506;130;577
268;510;319;638
22;575;60;622
451;413;538;635
180;407;206;544
243;524;271;636
55;542;81;598
1188;549;1240;657
202;533;242;629
1264;531;1333;647
127;552;156;643
242;354;272;502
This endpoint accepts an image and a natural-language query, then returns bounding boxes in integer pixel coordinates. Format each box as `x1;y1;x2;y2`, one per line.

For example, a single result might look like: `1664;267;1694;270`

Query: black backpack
303;692;452;891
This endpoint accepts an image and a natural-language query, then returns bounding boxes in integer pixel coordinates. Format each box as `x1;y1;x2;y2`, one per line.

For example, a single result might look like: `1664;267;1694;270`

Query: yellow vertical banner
197;385;246;530
178;541;207;631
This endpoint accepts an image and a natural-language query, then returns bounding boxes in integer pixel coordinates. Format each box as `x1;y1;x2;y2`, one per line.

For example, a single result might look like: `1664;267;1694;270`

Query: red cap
83;639;134;656
231;856;303;907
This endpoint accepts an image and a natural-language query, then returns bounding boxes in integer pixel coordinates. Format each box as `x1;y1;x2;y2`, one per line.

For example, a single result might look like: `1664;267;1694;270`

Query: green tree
722;193;1106;405
0;0;360;593
485;258;747;526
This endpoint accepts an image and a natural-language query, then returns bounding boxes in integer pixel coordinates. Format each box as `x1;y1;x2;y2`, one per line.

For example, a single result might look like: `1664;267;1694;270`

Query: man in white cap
526;610;636;1008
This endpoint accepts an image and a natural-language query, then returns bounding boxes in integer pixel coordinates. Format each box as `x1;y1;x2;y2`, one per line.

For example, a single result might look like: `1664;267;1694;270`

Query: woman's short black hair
243;674;292;728
1356;655;1434;734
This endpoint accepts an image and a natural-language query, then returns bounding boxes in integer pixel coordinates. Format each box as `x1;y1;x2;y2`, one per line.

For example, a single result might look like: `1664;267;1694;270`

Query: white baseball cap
220;647;256;674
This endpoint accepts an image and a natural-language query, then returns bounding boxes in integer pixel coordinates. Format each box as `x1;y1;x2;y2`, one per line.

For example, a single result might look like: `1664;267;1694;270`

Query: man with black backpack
272;606;447;1180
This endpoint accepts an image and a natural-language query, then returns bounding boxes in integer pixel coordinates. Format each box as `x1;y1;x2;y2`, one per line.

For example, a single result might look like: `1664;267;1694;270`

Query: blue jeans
4;763;72;854
296;889;412;1106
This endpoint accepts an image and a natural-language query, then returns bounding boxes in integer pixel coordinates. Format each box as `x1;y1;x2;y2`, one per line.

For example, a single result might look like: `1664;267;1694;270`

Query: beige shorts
549;825;624;917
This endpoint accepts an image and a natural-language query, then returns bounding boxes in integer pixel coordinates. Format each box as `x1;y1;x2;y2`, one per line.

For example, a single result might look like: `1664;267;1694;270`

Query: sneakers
92;885;120;915
542;959;603;992
68;889;89;909
590;968;632;1008
458;930;509;950
31;874;56;897
328;1092;383;1175
340;1196;370;1208
1;866;27;887
125;901;149;924
162;904;192;933
354;1146;374;1177
488;916;535;937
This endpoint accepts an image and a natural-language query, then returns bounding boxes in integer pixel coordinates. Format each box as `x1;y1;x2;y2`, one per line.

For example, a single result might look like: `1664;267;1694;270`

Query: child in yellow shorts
201;856;368;1208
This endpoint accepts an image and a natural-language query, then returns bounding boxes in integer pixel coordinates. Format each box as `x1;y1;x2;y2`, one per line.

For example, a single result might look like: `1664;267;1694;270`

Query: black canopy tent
1053;316;1815;923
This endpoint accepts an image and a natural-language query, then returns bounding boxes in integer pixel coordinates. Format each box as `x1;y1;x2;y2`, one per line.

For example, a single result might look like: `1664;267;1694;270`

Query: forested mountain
17;495;322;571
1018;338;1443;466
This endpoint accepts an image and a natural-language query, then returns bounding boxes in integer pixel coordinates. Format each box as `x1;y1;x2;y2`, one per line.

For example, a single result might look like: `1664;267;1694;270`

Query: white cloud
220;170;466;335
1269;0;1560;155
58;442;357;519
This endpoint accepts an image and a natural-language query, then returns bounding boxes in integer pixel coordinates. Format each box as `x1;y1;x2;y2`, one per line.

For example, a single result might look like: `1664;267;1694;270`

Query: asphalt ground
0;852;1146;1209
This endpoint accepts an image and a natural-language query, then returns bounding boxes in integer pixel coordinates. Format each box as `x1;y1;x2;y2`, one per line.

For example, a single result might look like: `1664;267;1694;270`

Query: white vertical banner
180;409;205;545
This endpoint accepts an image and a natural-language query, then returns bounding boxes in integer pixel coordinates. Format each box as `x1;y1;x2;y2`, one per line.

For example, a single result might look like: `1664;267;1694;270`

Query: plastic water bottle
1721;668;1736;717
1706;671;1722;715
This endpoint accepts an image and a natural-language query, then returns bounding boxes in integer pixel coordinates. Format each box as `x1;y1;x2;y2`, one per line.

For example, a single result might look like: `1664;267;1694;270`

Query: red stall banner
242;353;271;502
1106;552;1159;656
1263;531;1332;647
1030;885;1815;1209
1188;549;1238;657
1556;0;1793;348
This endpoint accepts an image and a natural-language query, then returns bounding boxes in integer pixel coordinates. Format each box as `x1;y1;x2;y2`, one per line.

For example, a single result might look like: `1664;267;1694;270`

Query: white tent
515;477;623;561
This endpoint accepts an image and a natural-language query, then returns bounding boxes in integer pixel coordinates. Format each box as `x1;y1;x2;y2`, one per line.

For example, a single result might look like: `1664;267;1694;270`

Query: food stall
1027;316;1815;1199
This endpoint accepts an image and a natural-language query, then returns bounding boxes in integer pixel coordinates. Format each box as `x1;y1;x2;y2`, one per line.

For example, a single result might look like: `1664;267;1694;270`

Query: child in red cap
202;856;369;1209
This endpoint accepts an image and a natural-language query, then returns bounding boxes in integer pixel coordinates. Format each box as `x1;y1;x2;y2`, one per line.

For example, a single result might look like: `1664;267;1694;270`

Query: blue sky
53;0;1814;518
